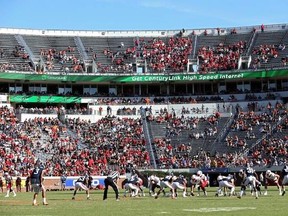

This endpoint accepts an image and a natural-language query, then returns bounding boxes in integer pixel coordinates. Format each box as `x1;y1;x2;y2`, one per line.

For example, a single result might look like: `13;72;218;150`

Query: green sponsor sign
9;95;81;103
0;69;287;83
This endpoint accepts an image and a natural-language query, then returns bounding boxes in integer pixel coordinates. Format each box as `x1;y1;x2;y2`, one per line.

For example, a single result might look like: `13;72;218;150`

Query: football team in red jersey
3;172;17;198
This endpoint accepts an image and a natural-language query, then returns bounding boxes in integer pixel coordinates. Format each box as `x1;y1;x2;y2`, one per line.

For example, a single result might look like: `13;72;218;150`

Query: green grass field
0;187;287;216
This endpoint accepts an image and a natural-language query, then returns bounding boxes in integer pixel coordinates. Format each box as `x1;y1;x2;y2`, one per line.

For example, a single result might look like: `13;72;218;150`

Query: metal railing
140;108;157;169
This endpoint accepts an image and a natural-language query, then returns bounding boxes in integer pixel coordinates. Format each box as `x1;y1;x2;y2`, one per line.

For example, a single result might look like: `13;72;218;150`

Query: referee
103;170;120;201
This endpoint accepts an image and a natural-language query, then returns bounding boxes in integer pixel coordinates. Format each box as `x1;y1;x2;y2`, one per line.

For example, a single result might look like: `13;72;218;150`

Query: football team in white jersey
123;165;288;199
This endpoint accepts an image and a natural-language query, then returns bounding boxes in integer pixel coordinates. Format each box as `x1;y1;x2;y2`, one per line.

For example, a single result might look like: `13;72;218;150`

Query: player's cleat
154;195;158;199
4;195;9;198
87;197;91;200
32;203;39;206
13;194;17;197
237;196;241;199
116;199;120;201
43;202;49;205
72;197;75;200
263;191;267;196
282;191;286;196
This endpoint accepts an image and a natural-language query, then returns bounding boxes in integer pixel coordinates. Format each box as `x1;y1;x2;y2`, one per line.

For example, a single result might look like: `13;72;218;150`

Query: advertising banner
0;69;287;83
9;95;81;103
64;176;106;189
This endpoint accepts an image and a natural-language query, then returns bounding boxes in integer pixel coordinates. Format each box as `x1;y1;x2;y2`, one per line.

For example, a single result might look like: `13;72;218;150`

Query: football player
237;167;259;199
215;174;235;197
281;164;288;196
0;176;3;193
171;174;187;199
190;174;201;196
148;174;161;196
72;174;90;200
264;170;281;195
154;173;176;199
30;161;48;205
196;170;208;196
123;173;141;197
3;172;16;198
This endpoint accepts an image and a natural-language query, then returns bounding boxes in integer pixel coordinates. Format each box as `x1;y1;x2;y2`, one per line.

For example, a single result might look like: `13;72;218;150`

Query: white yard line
183;207;256;212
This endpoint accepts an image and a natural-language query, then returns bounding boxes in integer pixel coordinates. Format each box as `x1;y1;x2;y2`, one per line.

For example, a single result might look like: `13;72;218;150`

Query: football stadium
0;22;288;216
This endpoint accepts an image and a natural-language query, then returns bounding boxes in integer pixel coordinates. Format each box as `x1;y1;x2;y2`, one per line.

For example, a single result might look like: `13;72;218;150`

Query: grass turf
0;187;287;216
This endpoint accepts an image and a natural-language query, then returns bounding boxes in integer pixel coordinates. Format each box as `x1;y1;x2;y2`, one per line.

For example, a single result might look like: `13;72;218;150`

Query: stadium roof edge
0;23;287;37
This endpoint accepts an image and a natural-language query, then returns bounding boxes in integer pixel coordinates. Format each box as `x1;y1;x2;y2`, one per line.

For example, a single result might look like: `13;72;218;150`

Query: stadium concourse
0;23;287;189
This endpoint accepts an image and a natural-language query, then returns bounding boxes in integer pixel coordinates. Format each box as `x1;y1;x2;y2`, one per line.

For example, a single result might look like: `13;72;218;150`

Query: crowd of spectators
0;31;287;74
40;46;84;73
64;116;150;173
0;100;287;177
0;106;151;177
146;101;287;169
116;107;137;115
98;47;134;73
251;43;287;69
251;44;278;69
226;101;286;149
0;62;33;72
248;115;288;166
197;41;247;73
86;94;278;108
97;36;193;73
0;45;34;72
151;136;260;169
138;36;193;72
15;105;92;115
147;109;221;168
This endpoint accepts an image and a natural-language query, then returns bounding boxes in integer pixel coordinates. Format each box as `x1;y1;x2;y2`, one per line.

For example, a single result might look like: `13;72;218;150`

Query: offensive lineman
237;167;259;199
171;174;187;199
215;174;235;197
154;173;175;199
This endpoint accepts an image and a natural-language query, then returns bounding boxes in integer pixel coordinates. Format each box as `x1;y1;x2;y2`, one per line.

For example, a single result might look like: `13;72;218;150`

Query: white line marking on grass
21;215;53;216
11;207;53;210
183;207;256;212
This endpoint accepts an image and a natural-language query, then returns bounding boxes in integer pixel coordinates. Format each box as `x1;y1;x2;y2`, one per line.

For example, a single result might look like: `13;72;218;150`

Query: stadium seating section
0;25;287;176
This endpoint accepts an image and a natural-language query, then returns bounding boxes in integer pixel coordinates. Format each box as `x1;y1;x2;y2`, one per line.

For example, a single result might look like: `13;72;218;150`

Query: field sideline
0;187;287;216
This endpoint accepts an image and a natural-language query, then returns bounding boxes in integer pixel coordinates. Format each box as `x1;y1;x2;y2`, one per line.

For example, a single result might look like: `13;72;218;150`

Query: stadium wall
0;23;287;37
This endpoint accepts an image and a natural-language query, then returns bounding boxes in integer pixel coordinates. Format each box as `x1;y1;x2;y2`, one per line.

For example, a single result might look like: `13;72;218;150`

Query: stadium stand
0;24;288;177
0;34;34;71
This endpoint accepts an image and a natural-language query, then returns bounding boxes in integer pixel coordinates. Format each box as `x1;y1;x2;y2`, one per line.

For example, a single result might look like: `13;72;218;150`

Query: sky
1;0;287;31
